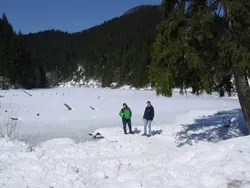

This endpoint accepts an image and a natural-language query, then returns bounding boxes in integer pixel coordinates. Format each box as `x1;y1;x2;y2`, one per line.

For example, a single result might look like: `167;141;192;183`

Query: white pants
144;119;152;135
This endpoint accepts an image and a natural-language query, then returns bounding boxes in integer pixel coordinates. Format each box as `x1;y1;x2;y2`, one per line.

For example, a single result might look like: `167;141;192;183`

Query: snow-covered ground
0;112;249;188
0;87;249;187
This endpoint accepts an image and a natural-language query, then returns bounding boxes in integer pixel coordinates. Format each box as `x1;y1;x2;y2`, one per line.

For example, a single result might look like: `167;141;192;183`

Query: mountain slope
22;5;162;87
123;5;156;16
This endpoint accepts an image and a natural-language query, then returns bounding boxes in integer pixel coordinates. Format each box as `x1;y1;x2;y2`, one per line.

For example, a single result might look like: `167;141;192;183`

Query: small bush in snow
0;106;31;143
0;116;19;138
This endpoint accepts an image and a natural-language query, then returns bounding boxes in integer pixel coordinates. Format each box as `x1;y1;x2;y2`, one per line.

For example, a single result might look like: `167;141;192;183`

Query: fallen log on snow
10;117;18;121
64;103;72;111
21;89;32;96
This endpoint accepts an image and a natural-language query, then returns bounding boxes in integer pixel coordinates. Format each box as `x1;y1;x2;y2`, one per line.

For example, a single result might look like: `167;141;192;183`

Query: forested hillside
21;5;162;88
0;14;47;89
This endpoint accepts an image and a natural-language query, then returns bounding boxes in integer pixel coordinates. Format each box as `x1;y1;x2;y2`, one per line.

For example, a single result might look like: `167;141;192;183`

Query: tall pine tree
0;13;38;89
150;0;250;132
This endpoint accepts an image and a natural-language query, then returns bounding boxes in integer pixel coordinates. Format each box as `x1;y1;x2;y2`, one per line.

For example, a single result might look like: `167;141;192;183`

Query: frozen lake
0;87;240;144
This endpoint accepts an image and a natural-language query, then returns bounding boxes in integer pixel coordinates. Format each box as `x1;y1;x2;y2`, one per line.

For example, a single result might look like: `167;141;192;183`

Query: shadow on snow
133;128;163;136
176;109;249;147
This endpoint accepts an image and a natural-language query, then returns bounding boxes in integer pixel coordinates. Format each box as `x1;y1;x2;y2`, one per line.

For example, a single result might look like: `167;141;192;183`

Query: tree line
21;5;162;88
0;13;47;89
0;6;161;89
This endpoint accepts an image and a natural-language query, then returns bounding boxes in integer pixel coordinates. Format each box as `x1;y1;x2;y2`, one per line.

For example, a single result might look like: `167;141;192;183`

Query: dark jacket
143;105;154;121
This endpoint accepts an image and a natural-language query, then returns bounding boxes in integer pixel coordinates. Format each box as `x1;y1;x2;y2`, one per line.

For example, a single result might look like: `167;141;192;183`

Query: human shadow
176;109;249;147
152;130;163;136
133;128;163;136
133;128;141;134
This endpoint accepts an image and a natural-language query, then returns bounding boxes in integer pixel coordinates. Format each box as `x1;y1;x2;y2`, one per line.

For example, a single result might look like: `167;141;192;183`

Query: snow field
0;124;250;188
0;87;249;187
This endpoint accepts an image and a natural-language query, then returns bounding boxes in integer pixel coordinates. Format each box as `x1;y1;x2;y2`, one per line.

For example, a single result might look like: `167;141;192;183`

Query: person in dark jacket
142;101;154;137
119;103;133;134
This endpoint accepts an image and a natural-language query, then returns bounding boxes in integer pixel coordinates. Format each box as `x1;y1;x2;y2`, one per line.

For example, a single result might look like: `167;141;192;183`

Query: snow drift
0;125;250;188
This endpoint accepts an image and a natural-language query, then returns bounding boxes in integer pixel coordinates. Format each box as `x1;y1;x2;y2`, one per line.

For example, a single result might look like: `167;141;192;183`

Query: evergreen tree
0;13;38;89
101;54;113;87
35;64;48;88
150;0;250;132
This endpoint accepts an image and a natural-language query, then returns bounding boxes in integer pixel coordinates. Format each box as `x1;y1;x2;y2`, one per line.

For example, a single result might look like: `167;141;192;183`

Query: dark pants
122;118;132;134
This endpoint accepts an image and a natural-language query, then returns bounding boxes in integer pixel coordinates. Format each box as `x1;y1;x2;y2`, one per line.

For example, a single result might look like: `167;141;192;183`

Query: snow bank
58;80;155;91
117;85;153;91
59;79;101;88
1;118;249;188
58;66;103;88
1;87;248;187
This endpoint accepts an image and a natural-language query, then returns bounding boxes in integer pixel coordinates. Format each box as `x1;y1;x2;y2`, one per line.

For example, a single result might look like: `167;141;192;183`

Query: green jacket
119;108;132;119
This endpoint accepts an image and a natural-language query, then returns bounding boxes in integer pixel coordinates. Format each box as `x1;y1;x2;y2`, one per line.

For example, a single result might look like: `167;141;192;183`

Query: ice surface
0;88;241;144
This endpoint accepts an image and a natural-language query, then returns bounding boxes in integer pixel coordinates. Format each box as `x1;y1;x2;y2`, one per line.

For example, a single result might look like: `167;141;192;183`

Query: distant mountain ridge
123;5;158;16
20;5;162;88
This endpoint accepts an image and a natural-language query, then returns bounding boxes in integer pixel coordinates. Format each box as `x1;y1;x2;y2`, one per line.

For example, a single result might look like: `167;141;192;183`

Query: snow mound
118;84;153;91
1;122;250;188
59;79;101;88
39;138;75;148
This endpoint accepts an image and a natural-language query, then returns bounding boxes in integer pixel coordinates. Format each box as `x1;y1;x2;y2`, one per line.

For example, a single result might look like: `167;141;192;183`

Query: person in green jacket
119;103;133;134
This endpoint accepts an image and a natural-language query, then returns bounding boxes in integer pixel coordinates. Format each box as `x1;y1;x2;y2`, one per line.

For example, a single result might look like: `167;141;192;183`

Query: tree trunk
233;67;250;134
